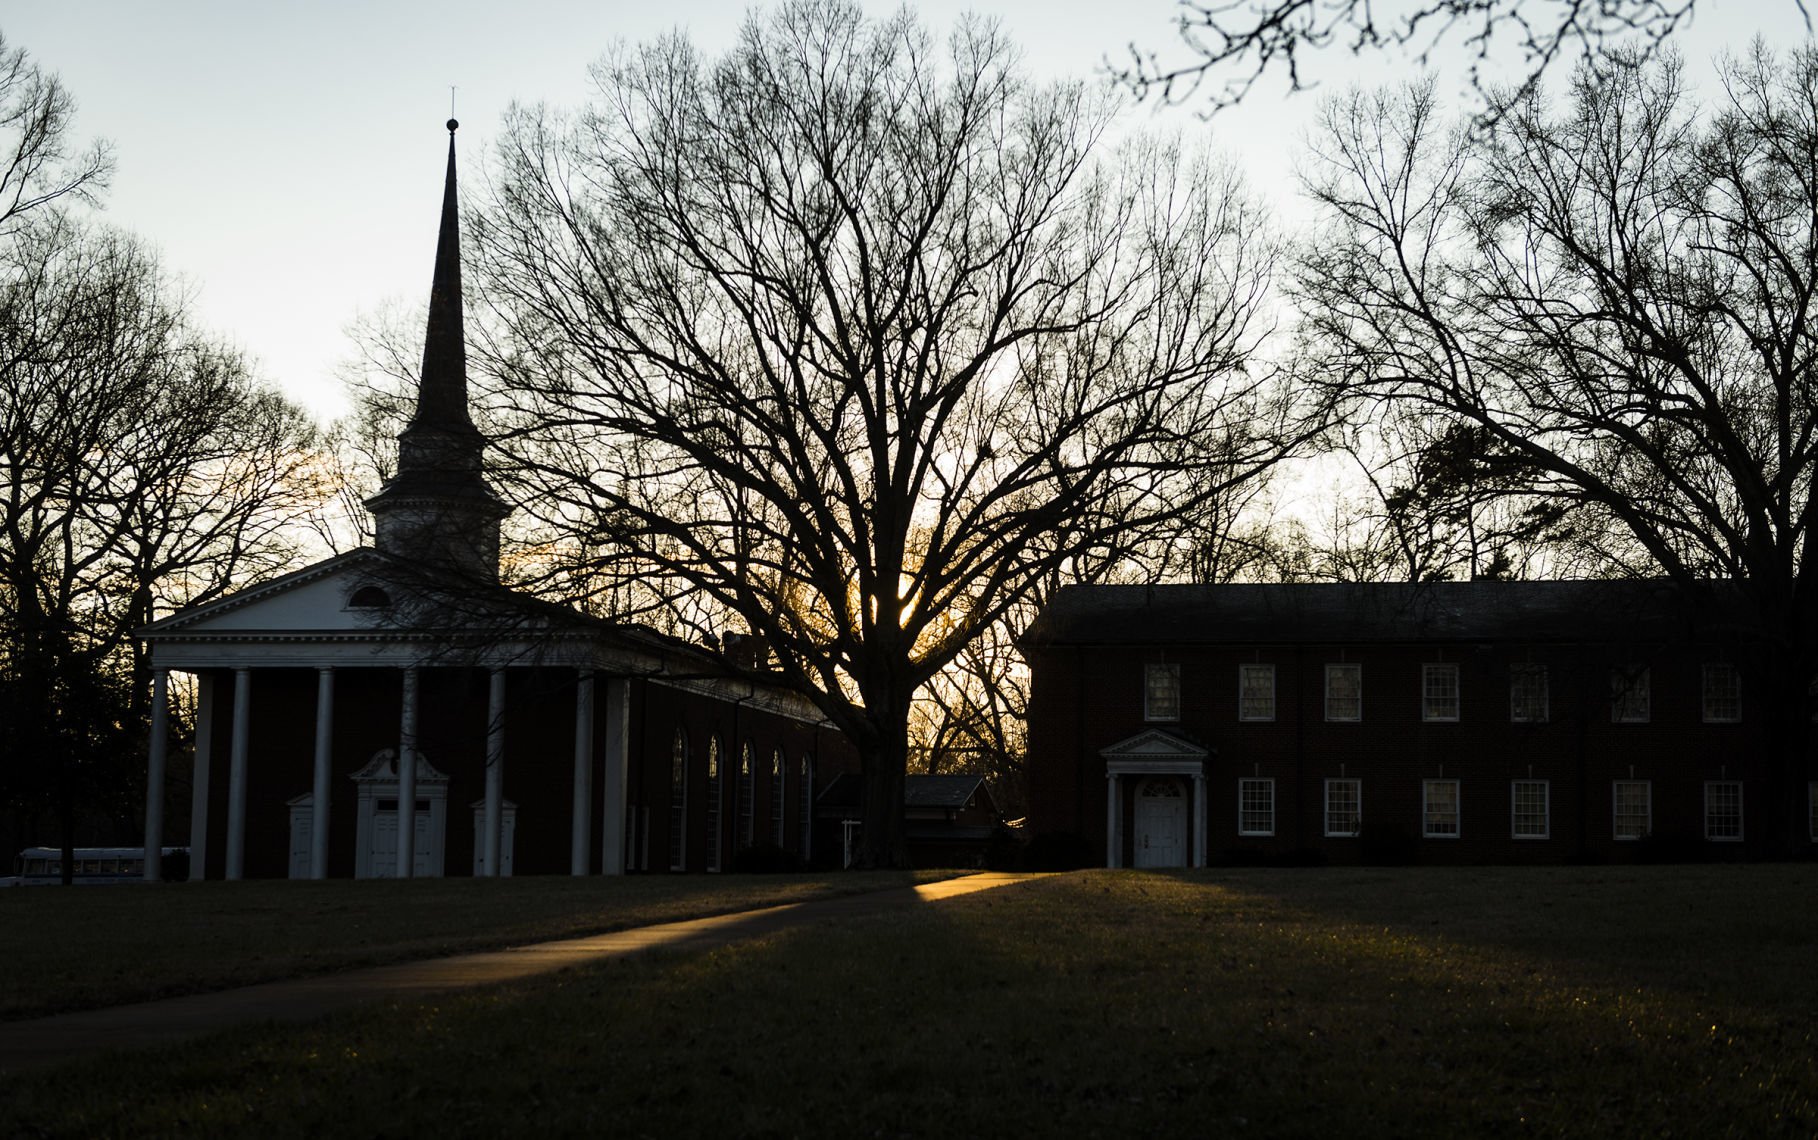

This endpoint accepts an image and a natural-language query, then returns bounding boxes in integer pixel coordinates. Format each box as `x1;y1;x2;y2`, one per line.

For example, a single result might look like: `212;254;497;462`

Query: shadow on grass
3;870;1814;1136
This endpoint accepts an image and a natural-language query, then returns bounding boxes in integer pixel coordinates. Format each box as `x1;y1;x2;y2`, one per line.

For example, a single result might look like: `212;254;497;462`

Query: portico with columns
1100;729;1210;870
137;120;848;880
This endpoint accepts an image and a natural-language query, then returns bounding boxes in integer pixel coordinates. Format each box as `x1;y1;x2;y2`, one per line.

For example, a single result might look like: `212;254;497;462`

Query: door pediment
1100;729;1209;777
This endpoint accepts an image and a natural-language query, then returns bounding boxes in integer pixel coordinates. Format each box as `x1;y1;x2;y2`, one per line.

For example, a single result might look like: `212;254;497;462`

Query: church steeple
366;119;508;582
416;118;473;430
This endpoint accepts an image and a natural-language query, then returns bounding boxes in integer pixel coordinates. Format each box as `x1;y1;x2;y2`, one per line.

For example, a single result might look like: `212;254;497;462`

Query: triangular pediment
139;549;553;640
139;550;399;636
352;749;449;785
1099;729;1208;761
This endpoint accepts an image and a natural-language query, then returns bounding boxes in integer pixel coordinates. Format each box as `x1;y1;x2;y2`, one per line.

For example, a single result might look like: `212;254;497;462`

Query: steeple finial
365;119;507;582
413;117;471;429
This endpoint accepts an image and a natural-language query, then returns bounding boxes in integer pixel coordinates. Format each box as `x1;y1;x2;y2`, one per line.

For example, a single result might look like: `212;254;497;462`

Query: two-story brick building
1023;581;1811;866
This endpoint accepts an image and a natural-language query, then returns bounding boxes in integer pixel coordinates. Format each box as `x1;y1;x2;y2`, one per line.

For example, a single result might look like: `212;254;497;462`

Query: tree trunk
850;697;913;869
1760;658;1812;859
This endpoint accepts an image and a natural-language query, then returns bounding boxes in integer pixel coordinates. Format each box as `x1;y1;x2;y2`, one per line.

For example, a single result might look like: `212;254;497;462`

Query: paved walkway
0;871;1048;1078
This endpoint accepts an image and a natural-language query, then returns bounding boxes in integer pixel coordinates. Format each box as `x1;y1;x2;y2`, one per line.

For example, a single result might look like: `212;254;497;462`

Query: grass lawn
0;871;945;1021
6;865;1817;1136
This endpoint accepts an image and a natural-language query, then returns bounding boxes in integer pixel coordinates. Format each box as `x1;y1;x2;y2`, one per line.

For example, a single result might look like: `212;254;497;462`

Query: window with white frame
1423;779;1460;838
771;749;786;847
1611;667;1650;722
1423;664;1460;722
705;738;723;871
669;731;688;871
1324;778;1361;836
1325;664;1362;722
1702;663;1741;723
1612;779;1651;840
738;744;755;847
799;756;814;856
1239;664;1276;722
1145;664;1181;722
1704;781;1743;841
1511;780;1549;839
1510;664;1549;723
1238;778;1275;836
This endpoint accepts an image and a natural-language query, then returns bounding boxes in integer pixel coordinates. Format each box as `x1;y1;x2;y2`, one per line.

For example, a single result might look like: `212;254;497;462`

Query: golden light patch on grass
4;867;1816;1136
0;871;949;1021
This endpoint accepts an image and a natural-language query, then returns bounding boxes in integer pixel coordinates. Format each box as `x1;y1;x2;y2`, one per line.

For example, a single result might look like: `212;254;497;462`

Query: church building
136;122;850;881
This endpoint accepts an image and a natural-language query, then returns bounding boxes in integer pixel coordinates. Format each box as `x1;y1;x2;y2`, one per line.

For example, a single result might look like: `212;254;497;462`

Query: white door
288;798;313;879
1133;778;1187;868
370;801;434;878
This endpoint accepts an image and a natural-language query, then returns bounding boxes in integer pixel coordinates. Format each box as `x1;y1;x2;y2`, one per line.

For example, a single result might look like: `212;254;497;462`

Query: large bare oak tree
475;0;1302;866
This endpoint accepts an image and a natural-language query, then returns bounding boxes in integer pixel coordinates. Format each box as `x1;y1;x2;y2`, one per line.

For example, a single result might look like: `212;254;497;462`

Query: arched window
705;738;722;872
738;744;755;848
799;755;814;858
347;585;392;609
669;731;687;872
771;749;786;846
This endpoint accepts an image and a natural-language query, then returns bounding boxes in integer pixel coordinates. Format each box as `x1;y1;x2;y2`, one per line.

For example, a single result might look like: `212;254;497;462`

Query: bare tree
0;214;321;876
0;32;111;233
1117;0;1808;117
1301;413;1593;582
1296;47;1818;850
475;0;1306;866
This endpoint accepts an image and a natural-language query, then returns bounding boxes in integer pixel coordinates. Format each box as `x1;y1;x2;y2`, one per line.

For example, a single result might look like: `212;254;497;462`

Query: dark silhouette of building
1024;581;1811;866
136;122;850;880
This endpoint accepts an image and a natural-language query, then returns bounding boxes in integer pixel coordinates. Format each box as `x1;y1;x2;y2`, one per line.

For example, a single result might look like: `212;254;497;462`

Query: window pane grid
1325;665;1361;722
1510;664;1548;723
1239;665;1276;722
1422;665;1459;722
1238;778;1274;836
1612;667;1650;722
1145;664;1180;722
1702;664;1741;723
1612;780;1650;840
669;732;687;871
1423;779;1460;838
1324;778;1361;837
1704;781;1742;841
705;740;722;871
1511;780;1549;839
738;746;755;848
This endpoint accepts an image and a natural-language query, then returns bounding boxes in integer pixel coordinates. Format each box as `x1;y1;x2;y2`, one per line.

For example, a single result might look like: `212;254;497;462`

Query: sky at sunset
6;0;1810;421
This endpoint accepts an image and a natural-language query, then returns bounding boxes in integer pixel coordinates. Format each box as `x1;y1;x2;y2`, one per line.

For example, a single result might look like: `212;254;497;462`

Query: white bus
4;847;189;885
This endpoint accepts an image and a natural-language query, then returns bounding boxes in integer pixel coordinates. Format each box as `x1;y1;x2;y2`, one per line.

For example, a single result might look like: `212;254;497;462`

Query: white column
310;667;334;879
600;677;630;876
398;667;420;880
1105;771;1122;869
1193;771;1208;868
142;669;170;882
188;673;216;881
484;667;506;877
571;670;595;875
225;668;251;880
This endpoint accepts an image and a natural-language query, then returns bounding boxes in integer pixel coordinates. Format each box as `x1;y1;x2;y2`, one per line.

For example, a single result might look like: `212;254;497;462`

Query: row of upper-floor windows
1143;661;1744;725
1228;777;1763;842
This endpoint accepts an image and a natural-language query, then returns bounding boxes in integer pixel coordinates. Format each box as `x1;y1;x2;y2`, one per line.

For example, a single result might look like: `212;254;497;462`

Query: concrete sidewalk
0;871;1048;1078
